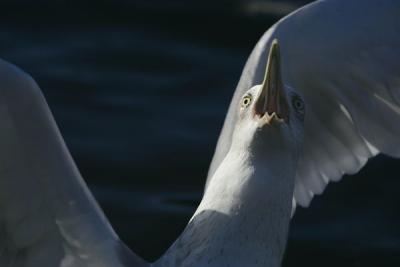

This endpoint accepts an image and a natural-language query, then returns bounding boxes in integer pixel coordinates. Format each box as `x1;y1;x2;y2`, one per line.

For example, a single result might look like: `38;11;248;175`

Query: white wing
207;0;400;210
0;60;147;267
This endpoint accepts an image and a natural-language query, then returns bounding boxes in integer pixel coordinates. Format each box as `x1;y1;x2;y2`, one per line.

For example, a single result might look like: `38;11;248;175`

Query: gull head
157;40;306;267
232;40;305;160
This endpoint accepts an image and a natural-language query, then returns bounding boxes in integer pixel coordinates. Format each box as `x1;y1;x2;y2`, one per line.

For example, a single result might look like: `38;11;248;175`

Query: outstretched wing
207;0;400;210
0;60;147;267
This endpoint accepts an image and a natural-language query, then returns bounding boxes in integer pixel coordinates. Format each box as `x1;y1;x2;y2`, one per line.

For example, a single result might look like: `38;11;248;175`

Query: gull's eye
292;95;305;113
241;95;252;108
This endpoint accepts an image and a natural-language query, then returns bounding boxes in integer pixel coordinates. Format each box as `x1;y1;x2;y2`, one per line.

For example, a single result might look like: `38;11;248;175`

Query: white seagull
0;1;399;267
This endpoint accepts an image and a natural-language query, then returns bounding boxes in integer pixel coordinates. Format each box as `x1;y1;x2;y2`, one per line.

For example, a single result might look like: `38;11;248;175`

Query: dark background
0;0;399;266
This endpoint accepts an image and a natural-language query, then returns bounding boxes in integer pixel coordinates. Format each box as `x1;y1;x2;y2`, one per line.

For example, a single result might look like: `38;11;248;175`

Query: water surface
0;1;399;266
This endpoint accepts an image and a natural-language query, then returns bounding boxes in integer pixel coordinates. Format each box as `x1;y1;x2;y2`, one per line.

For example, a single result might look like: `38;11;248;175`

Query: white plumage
0;0;399;266
208;0;400;210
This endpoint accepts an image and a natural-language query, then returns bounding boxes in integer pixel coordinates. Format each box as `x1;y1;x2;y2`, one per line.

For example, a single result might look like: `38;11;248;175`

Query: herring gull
207;0;400;213
0;0;399;266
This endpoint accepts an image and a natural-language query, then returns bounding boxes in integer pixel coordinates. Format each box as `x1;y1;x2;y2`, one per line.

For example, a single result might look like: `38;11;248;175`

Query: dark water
1;1;399;266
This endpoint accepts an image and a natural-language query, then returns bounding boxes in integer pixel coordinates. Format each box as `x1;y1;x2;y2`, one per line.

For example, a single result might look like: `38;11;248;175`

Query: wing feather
0;59;146;267
207;0;400;210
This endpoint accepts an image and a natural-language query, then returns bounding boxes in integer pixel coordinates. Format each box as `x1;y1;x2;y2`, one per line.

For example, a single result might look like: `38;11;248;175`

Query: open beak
255;39;289;123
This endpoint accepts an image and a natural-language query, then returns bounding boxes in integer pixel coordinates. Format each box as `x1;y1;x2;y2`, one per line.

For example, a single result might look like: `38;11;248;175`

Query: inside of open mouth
254;86;287;121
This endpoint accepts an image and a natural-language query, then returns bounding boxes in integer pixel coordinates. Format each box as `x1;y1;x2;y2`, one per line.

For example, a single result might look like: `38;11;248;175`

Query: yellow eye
241;95;252;108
